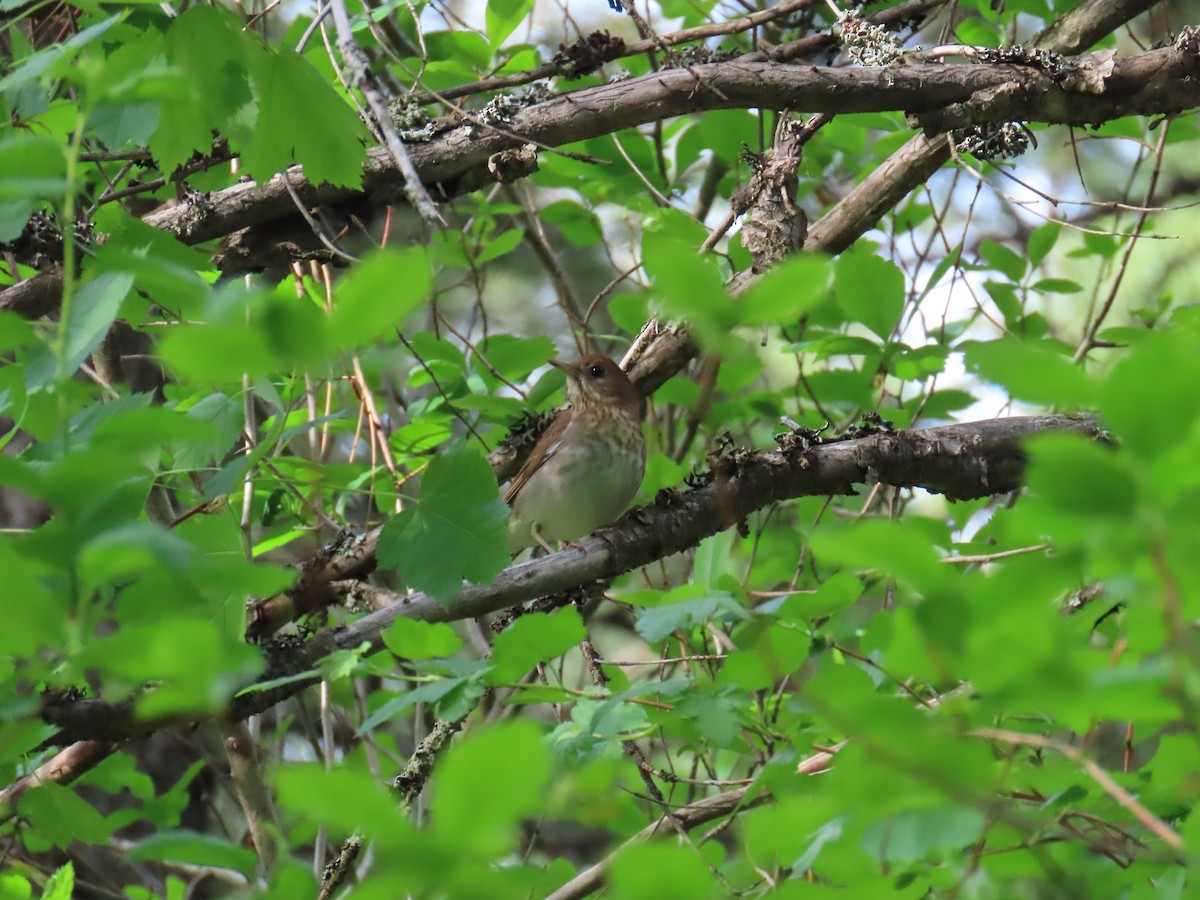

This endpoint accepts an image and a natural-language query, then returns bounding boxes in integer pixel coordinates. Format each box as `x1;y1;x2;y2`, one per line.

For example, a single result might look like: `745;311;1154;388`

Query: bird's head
549;355;639;413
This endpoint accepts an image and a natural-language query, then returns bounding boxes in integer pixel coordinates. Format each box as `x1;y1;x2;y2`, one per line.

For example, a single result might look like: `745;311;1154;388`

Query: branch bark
805;0;1165;253
142;44;1194;250
0;0;1171;312
39;414;1101;745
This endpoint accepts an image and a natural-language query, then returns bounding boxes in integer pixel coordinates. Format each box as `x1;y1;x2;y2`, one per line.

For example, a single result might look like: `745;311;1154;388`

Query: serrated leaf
245;48;368;188
174;392;243;470
376;441;509;604
154;6;255;171
317;643;373;681
636;590;746;643
41;863;74;900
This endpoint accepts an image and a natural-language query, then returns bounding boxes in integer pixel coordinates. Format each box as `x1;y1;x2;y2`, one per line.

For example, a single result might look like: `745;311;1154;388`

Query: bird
506;354;645;553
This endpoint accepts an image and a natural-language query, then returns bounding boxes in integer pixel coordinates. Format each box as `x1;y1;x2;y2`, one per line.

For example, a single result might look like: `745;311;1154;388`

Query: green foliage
377;441;510;603
2;0;1198;896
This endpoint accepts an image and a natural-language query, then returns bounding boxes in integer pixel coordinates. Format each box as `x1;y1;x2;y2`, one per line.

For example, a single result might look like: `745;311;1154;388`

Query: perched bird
507;355;645;552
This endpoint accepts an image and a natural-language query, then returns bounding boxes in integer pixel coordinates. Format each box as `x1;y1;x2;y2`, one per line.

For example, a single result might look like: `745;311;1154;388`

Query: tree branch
0;0;1171;311
139;44;1193;250
39;414;1101;745
805;0;1164;253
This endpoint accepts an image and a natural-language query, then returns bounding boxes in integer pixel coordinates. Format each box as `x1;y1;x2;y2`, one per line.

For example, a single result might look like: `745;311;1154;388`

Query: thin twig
972;728;1183;851
328;0;445;227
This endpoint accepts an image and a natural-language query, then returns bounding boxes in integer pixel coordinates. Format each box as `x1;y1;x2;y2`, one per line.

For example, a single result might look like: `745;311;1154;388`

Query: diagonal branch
0;0;1172;313
38;414;1101;745
137;43;1192;250
805;0;1165;253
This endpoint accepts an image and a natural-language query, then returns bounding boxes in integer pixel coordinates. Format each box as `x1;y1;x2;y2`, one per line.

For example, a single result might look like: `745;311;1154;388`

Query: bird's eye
588;364;605;378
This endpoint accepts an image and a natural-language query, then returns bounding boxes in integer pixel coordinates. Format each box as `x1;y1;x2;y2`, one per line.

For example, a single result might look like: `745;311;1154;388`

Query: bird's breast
508;423;645;548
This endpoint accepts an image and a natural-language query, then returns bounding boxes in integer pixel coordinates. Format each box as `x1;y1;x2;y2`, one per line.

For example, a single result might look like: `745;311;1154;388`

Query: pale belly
508;434;643;550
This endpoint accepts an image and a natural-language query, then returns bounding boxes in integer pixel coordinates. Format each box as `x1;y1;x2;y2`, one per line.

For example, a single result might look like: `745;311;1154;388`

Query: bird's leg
530;523;556;555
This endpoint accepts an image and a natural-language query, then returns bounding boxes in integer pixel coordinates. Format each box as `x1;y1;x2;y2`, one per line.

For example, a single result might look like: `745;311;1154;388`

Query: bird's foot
530;523;557;556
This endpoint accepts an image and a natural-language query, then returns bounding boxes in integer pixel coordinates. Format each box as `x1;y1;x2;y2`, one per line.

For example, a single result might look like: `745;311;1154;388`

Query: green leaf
383;618;463;659
962;336;1094;407
1099;331;1200;458
810;518;948;597
358;667;487;732
539;201;602;246
610;841;719;900
376;441;510;604
90;241;208;313
487;607;586;684
0;15;123;94
692;530;736;592
274;765;415;852
431;721;549;854
424;30;492;69
475;228;524;265
862;806;985;863
174;392;244;470
72;617;262;719
675;684;744;745
834;249;905;339
21;784;112;847
40;863;73;900
1024;433;1137;519
979;238;1026;282
741;252;831;325
0;873;32;898
246;47;368;188
0;135;67;229
1031;277;1082;294
130;831;259;875
327;249;432;349
486;0;533;47
635;587;747;643
155;6;255;171
643;221;735;350
159;321;275;383
916;242;962;302
474;335;555;386
781;572;863;620
318;643;373;681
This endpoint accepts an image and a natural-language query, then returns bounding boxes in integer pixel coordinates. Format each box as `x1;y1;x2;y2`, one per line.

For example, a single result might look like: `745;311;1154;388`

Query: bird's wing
504;414;567;505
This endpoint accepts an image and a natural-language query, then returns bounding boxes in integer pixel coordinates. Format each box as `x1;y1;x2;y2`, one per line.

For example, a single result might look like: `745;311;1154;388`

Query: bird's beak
548;359;580;379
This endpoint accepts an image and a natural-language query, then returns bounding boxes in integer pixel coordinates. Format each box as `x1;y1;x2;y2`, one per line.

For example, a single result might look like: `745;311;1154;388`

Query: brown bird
506;355;645;553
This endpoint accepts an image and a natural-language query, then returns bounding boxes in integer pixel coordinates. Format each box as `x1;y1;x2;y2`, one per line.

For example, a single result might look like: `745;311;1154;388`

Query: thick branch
805;0;1164;253
41;414;1100;744
0;0;1172;310
125;44;1191;251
